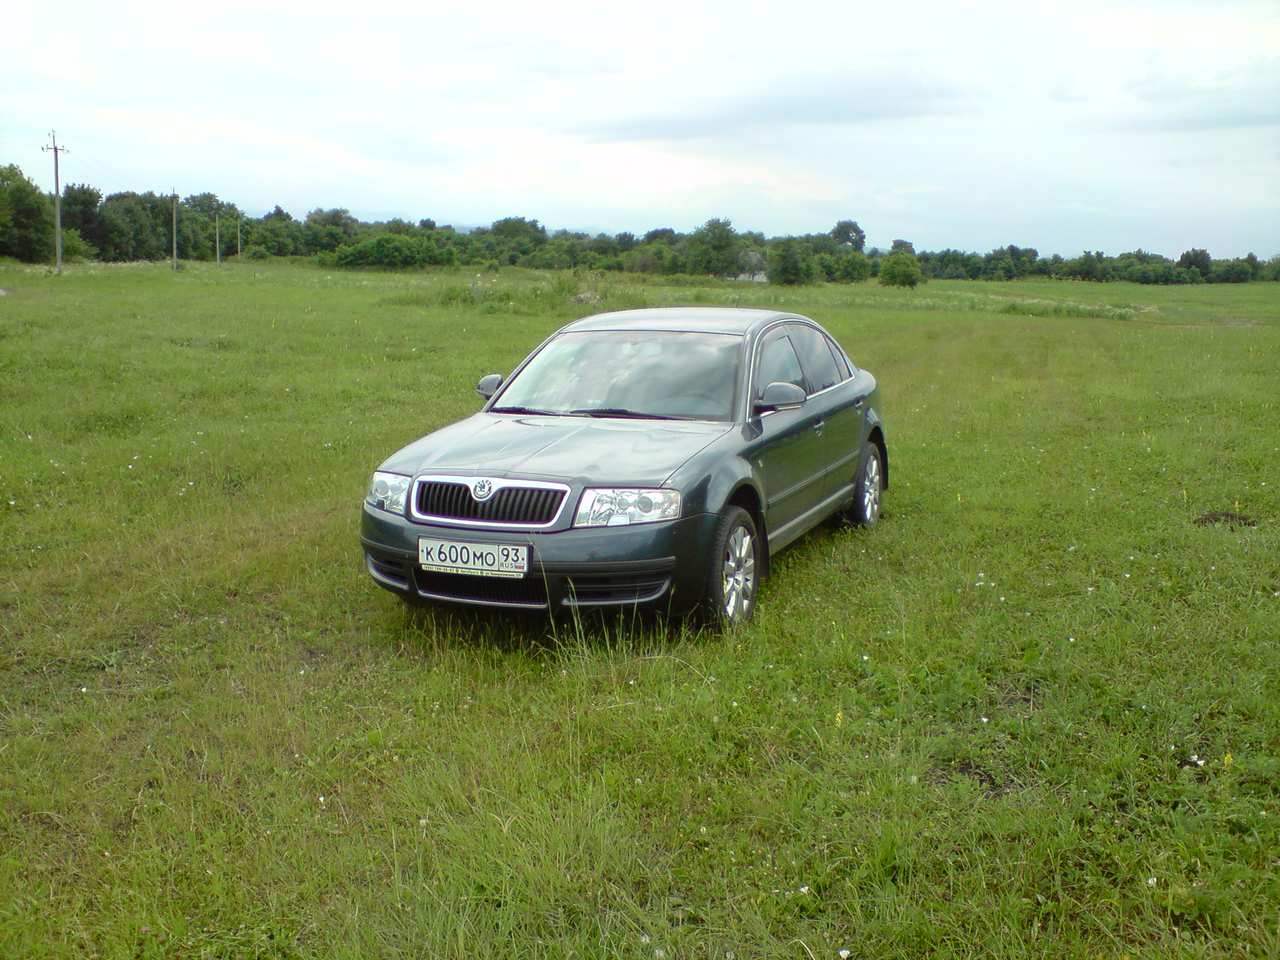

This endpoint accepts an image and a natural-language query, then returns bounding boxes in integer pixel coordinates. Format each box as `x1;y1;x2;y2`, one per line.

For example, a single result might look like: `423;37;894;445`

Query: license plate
419;538;528;578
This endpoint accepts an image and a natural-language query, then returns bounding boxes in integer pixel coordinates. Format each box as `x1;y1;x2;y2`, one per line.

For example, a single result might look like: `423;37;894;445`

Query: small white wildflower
318;795;325;804
418;818;427;827
799;885;810;894
980;716;989;724
80;686;87;693
839;951;852;960
639;934;650;944
861;654;869;661
1147;876;1157;887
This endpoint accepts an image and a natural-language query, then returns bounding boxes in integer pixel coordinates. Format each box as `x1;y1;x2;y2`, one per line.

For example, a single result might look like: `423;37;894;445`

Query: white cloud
2;0;1277;255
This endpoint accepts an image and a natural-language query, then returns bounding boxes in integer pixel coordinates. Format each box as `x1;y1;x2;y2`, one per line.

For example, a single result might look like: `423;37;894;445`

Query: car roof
560;307;796;336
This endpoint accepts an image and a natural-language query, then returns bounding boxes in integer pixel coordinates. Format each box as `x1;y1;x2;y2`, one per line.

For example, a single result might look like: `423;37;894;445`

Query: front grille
414;569;549;608
414;480;566;526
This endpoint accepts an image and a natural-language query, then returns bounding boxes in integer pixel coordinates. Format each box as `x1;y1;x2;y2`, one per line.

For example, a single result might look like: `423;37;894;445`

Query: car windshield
492;330;742;421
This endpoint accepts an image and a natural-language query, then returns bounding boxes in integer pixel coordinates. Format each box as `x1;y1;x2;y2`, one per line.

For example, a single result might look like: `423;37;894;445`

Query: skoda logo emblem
471;479;494;501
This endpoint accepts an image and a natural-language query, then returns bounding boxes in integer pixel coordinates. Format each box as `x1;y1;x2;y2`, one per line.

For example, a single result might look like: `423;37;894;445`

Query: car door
748;326;831;540
788;324;866;502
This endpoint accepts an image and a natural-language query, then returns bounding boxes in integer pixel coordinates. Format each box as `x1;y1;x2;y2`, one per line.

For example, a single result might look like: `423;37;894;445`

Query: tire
704;506;760;628
849;443;884;528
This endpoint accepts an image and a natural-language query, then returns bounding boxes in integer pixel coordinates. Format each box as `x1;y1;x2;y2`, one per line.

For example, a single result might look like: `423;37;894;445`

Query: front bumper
360;503;717;613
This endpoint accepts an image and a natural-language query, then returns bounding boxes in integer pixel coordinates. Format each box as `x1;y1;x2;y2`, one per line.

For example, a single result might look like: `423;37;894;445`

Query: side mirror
475;373;504;399
754;380;807;414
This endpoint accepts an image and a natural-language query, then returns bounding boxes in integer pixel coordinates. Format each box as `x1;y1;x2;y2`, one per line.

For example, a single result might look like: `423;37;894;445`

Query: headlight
365;471;411;515
574;488;681;527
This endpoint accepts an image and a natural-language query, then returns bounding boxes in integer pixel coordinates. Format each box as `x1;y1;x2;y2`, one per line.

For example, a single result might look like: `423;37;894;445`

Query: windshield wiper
489;405;562;416
568;407;688;420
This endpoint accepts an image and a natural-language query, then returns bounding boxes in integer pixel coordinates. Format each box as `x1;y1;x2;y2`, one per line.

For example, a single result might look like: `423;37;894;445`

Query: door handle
853;397;865;410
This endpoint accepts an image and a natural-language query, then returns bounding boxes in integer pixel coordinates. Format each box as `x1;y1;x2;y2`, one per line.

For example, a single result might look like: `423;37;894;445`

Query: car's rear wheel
848;443;883;527
704;506;759;628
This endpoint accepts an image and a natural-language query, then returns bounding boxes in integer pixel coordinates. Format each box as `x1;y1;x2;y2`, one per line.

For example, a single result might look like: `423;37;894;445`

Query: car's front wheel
848;443;884;527
704;506;760;627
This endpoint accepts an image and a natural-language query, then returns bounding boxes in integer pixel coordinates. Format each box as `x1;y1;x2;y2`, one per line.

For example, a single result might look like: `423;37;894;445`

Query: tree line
2;162;1276;286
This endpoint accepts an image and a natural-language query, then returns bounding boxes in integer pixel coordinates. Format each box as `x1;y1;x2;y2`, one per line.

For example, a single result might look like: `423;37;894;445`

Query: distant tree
0;164;54;262
890;238;916;256
1209;259;1252;283
183;192;222;218
418;217;436;231
61;183;101;241
767;239;817;285
643;227;678;245
304;208;359;252
687;218;740;276
97;192;169;261
1177;248;1211;276
830;219;866;252
249;215;305;256
738;248;766;276
621;241;684;274
879;250;923;288
614;231;637;252
264;205;294;222
489;216;547;244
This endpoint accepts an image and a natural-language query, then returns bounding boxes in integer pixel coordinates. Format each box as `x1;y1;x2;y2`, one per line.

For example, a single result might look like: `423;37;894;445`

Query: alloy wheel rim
721;526;756;622
863;454;881;520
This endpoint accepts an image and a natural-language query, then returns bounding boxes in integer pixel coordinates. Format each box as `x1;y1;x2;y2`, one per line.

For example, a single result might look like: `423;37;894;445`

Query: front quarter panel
667;426;765;527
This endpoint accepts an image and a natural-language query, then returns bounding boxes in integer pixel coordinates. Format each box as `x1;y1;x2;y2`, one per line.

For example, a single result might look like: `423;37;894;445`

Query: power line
41;131;69;275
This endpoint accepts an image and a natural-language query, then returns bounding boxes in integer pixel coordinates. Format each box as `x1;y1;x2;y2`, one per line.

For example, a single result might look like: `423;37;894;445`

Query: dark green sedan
361;307;887;626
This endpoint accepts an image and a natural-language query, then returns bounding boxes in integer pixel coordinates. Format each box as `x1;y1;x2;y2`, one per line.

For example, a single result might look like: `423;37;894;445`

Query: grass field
1;260;1278;958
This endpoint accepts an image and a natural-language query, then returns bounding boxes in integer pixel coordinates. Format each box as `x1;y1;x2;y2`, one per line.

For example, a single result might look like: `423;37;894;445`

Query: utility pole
171;189;178;271
215;208;221;265
42;131;69;275
237;214;242;258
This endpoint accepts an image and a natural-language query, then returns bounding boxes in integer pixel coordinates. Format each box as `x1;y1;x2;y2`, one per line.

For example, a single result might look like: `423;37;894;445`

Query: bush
244;244;271;260
60;227;97;262
834;250;870;283
332;233;455;269
878;251;923;288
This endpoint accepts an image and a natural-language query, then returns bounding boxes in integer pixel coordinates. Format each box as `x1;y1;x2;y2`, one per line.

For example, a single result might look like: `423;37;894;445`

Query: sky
2;0;1277;257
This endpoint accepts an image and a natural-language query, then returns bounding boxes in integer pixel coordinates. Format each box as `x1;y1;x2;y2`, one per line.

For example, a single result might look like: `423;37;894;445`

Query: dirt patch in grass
1194;511;1256;528
927;760;1015;797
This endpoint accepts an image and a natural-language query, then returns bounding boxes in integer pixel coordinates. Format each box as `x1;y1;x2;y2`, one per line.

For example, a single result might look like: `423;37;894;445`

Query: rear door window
790;325;841;394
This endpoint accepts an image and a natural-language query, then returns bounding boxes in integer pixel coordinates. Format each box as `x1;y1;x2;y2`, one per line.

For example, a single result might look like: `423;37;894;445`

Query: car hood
380;413;732;486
